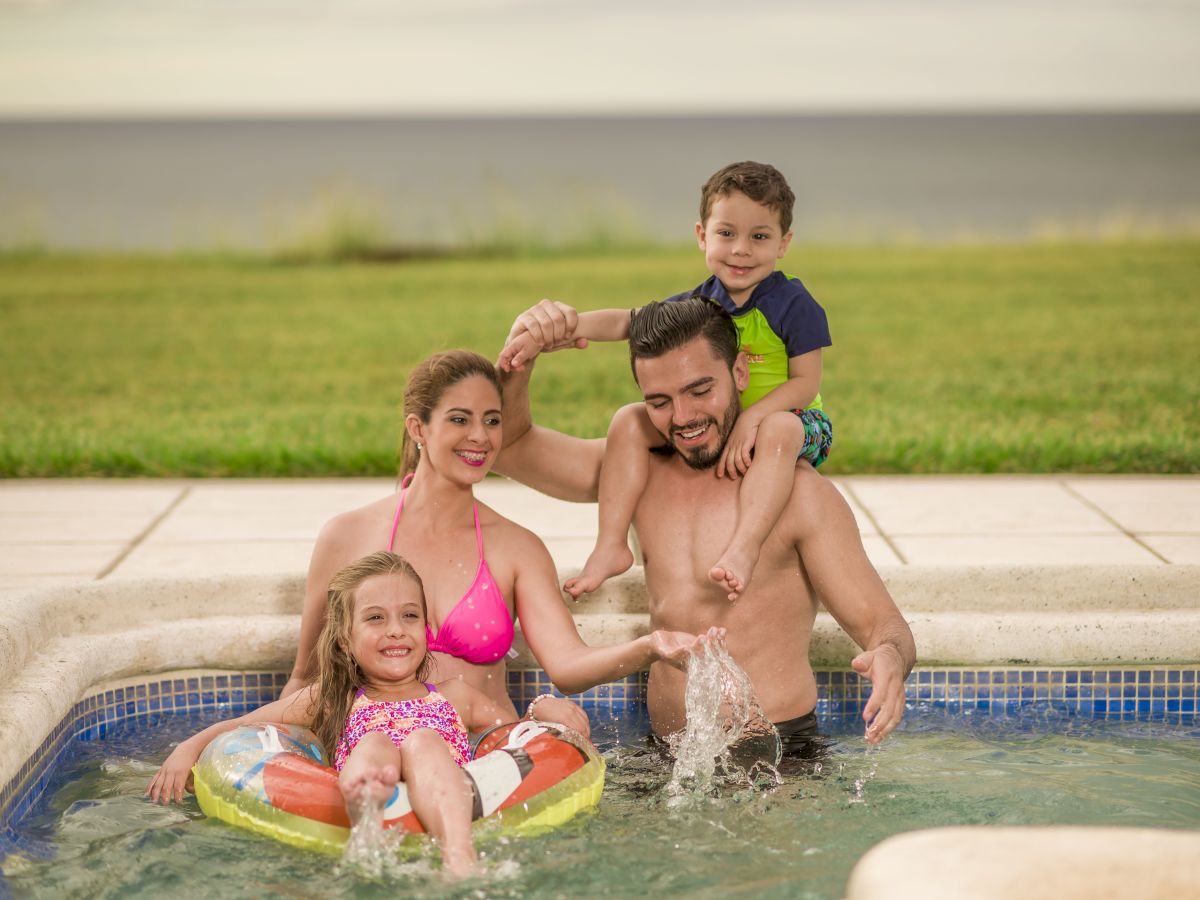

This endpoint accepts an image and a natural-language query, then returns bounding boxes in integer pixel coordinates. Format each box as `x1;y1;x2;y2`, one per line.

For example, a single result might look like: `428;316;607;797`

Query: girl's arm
145;687;317;805
508;530;710;694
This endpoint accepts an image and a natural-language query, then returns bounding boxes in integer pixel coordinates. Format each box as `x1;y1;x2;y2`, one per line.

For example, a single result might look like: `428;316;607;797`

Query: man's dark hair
628;298;739;381
700;161;795;233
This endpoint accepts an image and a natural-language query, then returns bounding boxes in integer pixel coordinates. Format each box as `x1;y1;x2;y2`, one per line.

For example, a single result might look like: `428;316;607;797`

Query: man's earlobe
733;353;750;391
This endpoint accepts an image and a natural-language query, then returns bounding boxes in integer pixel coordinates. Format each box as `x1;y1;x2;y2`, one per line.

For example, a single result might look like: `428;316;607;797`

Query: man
495;298;915;753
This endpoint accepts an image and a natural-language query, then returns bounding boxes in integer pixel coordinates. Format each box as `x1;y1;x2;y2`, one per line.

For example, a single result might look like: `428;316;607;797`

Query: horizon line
3;104;1199;125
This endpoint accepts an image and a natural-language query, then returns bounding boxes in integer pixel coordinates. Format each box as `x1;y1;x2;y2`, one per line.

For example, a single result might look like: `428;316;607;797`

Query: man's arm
500;306;630;371
494;357;607;503
787;469;916;744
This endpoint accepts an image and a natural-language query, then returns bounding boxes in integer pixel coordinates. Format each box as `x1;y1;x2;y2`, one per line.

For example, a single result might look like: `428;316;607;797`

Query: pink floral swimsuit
333;684;472;772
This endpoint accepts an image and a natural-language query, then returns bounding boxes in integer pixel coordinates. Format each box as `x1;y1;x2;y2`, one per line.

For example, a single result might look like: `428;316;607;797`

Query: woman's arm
145;687;317;804
509;530;705;694
438;679;516;734
440;678;591;737
493;361;607;502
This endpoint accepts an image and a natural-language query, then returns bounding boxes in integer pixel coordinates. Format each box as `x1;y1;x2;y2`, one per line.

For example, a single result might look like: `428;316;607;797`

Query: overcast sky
1;0;1198;117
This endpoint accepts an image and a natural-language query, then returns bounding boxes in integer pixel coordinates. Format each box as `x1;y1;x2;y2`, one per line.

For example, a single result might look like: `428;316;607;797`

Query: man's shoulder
779;465;841;532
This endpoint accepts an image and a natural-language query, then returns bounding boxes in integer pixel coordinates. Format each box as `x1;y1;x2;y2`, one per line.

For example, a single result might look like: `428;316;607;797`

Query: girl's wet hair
400;350;502;476
309;551;431;760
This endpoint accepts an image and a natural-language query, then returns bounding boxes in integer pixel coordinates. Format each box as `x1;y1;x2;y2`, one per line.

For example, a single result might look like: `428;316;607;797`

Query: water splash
337;785;418;880
665;639;782;804
337;786;521;883
848;748;880;805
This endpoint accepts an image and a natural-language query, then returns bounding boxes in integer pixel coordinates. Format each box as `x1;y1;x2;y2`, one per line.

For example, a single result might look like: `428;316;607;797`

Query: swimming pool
2;570;1198;897
2;666;1198;899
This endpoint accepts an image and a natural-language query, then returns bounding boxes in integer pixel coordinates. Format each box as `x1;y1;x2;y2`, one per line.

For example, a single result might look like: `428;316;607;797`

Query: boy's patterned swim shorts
792;408;834;468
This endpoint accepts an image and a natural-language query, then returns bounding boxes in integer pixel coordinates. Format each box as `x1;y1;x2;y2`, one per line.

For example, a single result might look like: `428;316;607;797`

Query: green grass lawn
1;240;1196;476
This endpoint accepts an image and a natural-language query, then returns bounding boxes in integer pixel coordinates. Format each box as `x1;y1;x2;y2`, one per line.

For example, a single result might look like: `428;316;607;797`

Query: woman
281;350;703;731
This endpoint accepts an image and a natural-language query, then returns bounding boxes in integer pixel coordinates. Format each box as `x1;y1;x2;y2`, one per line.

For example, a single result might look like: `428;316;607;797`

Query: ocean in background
1;112;1198;251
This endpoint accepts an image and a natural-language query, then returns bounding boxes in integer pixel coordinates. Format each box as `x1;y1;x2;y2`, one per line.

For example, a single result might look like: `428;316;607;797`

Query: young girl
146;551;577;877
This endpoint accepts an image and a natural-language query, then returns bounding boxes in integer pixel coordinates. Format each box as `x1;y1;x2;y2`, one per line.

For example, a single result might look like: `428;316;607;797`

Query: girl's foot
563;540;634;599
708;544;760;602
340;763;398;818
441;844;480;879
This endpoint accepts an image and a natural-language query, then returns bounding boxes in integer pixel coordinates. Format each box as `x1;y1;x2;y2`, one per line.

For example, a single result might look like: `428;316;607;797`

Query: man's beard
668;394;740;471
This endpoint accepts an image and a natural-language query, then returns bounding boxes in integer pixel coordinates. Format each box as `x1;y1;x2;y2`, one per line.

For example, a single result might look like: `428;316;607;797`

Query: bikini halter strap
387;473;482;557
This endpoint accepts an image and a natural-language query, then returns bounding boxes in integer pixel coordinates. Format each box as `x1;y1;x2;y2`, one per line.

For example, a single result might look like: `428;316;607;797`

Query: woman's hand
498;330;546;372
528;695;591;738
649;626;726;669
145;737;203;805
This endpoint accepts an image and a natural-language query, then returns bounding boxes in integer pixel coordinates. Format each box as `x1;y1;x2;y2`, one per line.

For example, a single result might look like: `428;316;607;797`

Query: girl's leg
399;728;478;877
564;403;660;599
339;731;402;810
710;410;811;601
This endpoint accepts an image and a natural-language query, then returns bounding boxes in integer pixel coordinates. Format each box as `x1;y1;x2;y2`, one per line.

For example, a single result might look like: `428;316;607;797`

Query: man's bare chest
635;469;737;564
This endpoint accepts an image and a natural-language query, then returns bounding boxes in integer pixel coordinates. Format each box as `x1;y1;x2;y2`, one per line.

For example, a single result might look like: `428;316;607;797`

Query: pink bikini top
387;476;515;665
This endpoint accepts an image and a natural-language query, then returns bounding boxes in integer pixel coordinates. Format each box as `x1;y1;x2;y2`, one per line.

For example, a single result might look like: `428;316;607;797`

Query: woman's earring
416;443;423;451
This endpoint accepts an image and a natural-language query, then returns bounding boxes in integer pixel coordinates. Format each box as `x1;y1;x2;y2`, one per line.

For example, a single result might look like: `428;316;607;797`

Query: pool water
3;707;1198;899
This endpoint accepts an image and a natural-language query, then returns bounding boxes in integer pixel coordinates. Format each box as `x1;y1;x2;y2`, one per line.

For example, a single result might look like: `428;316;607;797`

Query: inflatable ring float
193;720;605;854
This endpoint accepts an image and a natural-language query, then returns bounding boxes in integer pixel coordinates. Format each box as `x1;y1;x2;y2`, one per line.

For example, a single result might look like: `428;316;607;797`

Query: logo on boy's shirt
742;345;765;364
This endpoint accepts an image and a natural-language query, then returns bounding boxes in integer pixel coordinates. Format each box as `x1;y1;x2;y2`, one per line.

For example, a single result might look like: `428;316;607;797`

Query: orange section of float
262;754;350;827
497;732;588;809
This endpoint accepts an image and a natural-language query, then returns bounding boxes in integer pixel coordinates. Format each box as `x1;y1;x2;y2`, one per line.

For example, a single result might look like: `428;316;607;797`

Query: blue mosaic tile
3;665;1199;831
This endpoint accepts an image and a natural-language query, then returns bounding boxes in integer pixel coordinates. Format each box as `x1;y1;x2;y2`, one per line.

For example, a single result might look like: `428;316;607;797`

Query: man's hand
716;414;761;479
852;644;908;745
498;299;588;371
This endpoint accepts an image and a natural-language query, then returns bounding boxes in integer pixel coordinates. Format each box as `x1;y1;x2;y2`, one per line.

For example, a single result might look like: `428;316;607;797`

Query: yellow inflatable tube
193;720;605;855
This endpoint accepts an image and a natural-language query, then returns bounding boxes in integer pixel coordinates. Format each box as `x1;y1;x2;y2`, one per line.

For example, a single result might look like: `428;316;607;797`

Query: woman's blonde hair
400;350;501;476
309;551;431;761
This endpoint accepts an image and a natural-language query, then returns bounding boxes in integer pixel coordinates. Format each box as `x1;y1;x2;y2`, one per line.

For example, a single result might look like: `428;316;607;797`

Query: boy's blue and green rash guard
664;271;831;410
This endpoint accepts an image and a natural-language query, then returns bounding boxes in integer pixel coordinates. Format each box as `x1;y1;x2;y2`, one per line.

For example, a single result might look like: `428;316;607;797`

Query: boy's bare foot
708;544;760;602
563;541;634;599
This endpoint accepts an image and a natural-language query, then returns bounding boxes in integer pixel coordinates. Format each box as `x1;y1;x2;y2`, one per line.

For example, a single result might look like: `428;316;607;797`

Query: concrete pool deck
2;474;1198;591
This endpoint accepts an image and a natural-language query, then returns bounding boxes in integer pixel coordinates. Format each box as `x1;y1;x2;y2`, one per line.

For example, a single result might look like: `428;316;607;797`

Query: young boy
499;161;833;602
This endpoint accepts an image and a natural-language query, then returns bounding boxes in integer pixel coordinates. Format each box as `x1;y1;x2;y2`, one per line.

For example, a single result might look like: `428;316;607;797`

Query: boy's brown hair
699;161;795;233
